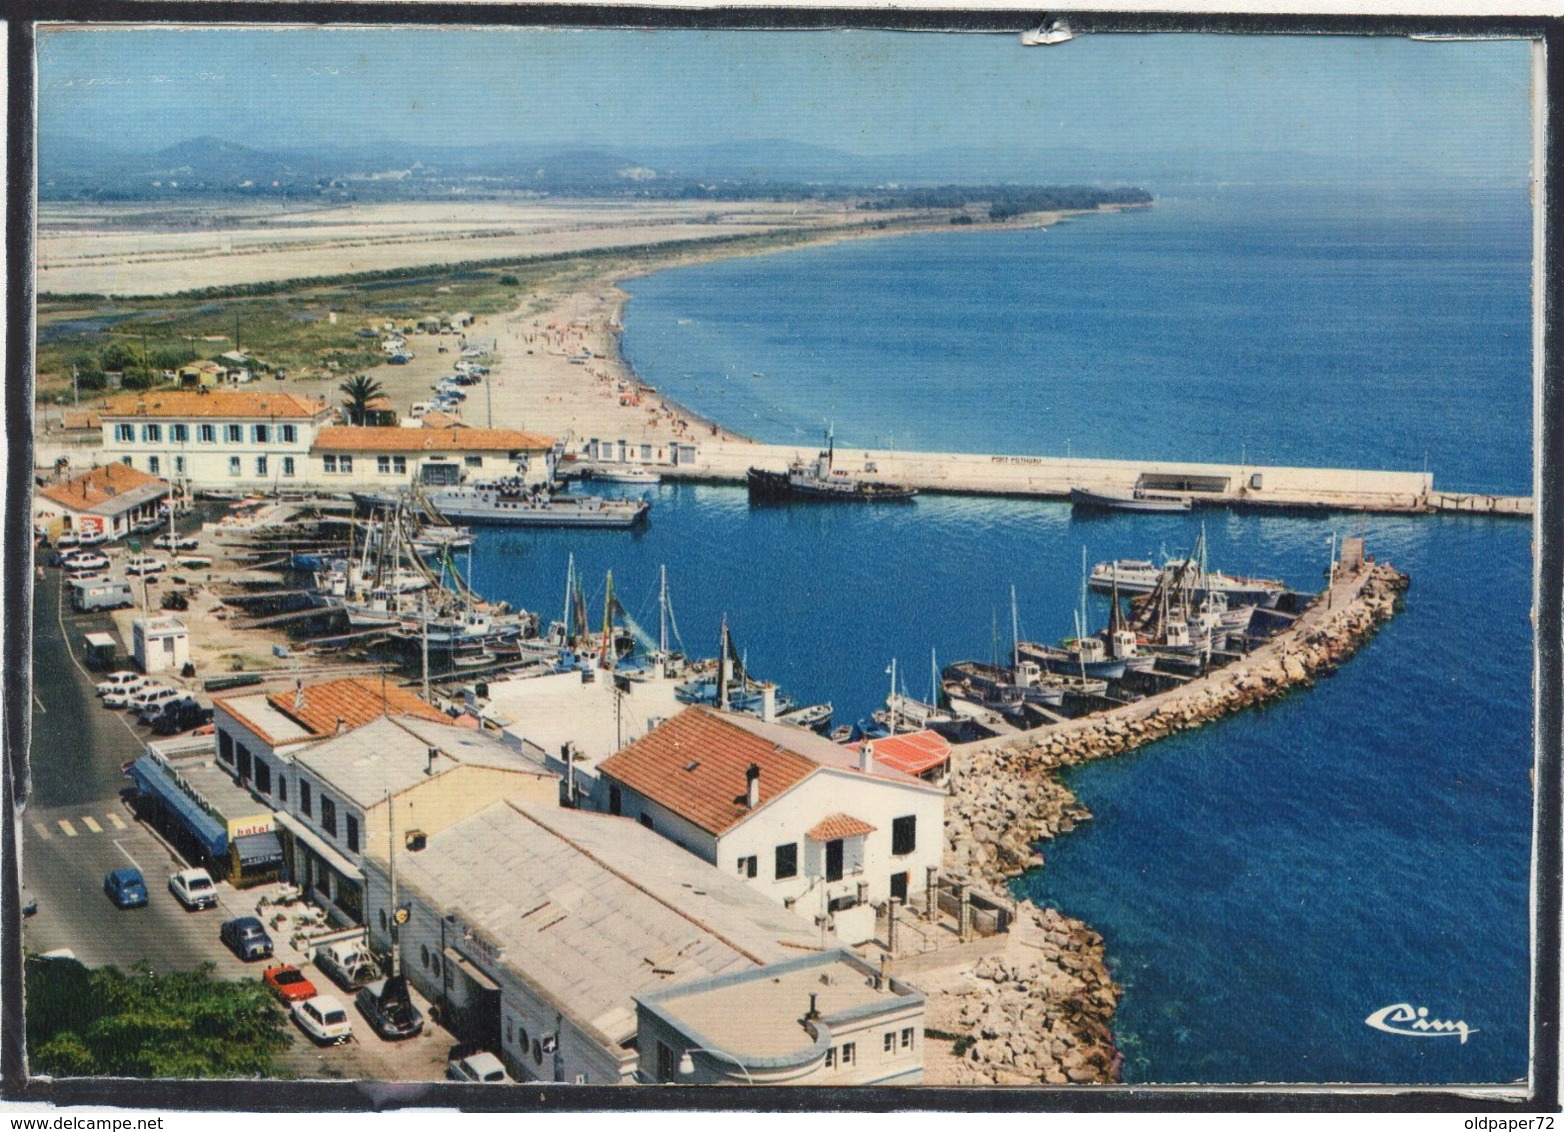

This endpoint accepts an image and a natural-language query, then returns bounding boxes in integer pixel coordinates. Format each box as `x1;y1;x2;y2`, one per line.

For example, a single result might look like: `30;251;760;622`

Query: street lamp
678;1046;756;1085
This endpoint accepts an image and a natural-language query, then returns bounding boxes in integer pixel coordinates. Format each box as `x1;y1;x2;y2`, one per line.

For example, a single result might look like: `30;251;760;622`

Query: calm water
470;187;1534;1085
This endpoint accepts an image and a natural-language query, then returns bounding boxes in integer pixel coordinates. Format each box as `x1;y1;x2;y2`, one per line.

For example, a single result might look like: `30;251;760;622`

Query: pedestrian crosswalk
31;810;134;841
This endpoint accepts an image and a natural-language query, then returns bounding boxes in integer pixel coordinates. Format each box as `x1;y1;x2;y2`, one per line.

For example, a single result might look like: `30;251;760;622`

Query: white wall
101;414;328;488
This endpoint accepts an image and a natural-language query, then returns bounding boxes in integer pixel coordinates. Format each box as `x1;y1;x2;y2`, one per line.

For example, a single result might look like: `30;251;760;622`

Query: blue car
104;868;148;909
219;916;274;961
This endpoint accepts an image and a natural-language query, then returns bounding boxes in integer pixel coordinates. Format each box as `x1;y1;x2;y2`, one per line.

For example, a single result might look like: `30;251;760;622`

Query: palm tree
339;375;384;426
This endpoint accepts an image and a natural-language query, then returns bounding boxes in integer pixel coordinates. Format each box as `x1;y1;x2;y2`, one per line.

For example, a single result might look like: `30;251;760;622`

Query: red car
263;964;318;1004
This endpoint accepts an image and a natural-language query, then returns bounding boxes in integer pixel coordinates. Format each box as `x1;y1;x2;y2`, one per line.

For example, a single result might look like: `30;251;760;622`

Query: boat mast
1010;584;1021;673
887;657;898;735
420;589;430;702
717;615;730;711
561;553;575;642
599;571;616;670
930;647;939;707
659;564;669;655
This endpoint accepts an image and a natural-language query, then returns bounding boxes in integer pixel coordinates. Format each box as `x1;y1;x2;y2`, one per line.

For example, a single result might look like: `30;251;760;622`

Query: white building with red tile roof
33;461;170;540
95;388;334;489
310;425;557;488
595;706;946;945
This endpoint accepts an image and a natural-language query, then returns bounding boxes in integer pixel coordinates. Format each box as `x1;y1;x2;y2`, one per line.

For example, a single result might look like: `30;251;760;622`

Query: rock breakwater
932;561;1410;1084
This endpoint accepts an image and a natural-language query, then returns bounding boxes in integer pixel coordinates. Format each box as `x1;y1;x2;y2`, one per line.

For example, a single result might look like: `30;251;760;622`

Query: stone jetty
933;558;1411;1084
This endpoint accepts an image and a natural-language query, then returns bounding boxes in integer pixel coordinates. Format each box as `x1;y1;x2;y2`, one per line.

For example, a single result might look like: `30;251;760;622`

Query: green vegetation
26;955;291;1078
338;374;385;425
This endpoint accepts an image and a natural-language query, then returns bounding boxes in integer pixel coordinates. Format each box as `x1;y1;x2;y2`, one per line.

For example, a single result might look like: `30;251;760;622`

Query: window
340;455;353;473
256;456;268;476
841;1042;855;1066
300;780;312;816
280;424;297;444
225;424;243;443
532;1040;543;1066
656;1042;676;1083
609;785;621;816
825;1048;836;1069
253;424;270;444
114;423;135;442
892;815;917;856
519;1025;529;1050
282;456;295;477
320;796;337;837
737;856;757;879
323;455;337;473
199;424;216;443
171;424;188;443
228;456;241;476
901;1027;914;1050
884;1033;895;1054
775;843;798;879
142;424;161;443
278;776;287;804
393;456;407;474
346;815;359;853
464;455;483;468
378;456;391;474
506;1019;514;1045
147;456;160;475
236;744;252;782
639;813;653;831
174;455;186;475
254;759;271;795
826;838;844;882
218;730;233;765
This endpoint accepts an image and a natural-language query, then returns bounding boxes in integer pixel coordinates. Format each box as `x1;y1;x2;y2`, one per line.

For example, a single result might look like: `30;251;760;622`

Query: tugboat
747;428;917;503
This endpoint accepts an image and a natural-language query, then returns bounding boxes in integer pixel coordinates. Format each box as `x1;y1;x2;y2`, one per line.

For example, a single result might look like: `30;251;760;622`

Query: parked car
313;941;380;992
150;698;212;736
122;683;172;713
125;555;166;577
64;552;110;575
104;867;149;909
77;530;110;547
447;1052;511;1084
21;887;37;918
220;916;274;961
292;995;353;1045
134;687;184;722
263;964;319;1004
355;976;423;1040
168;867;217;910
54;532;81;550
95;671;148;698
152;533;199;552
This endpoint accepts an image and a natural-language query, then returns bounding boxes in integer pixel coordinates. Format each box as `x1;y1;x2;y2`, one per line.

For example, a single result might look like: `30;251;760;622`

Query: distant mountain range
37;133;1520;202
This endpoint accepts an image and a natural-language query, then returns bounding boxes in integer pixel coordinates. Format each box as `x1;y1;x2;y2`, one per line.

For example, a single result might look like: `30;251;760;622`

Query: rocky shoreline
934;561;1411;1085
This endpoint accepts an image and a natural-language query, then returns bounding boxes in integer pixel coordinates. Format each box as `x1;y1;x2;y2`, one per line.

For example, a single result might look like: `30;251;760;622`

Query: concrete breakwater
934;560;1411;1084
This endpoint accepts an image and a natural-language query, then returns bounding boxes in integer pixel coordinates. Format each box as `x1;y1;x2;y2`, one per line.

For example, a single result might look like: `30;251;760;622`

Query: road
23;547;456;1082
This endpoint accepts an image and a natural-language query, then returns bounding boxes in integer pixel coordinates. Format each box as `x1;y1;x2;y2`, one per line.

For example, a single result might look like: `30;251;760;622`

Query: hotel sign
228;814;275;840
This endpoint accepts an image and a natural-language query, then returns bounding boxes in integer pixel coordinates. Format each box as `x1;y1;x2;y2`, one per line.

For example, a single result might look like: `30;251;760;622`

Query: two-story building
96;388;334;489
595;707;948;946
359;799;822;1085
308;425;557;488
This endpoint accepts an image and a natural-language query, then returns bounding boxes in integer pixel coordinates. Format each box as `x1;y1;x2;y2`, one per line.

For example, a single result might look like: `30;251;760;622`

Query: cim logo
1365;1003;1477;1044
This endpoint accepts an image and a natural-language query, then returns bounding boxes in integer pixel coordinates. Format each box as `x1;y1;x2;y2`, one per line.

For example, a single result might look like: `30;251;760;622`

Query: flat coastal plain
36;198;872;297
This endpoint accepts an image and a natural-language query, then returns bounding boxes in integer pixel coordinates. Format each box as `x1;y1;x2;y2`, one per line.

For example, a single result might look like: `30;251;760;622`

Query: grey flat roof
385;801;817;1044
295;716;552;808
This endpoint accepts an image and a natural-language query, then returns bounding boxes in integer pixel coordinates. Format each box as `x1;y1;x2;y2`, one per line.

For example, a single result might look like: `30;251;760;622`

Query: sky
36;26;1534;181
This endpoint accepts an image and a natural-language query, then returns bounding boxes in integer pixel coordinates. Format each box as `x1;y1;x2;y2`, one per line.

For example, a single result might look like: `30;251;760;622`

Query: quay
646;440;1532;516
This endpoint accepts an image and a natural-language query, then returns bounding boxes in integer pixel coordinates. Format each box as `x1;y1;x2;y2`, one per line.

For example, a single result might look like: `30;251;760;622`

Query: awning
129;756;228;857
274;811;363;881
234;831;284;868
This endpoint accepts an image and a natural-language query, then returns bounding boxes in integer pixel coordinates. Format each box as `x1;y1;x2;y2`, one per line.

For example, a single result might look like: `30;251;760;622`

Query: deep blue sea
470;186;1536;1085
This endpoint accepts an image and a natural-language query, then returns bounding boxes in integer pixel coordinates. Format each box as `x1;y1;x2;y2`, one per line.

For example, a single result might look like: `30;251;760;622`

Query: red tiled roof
271;677;451;736
806;813;877;842
420;411;468;429
597;706;821;836
847;730;951;777
97;390;331;420
37;462;167;512
312;425;555;453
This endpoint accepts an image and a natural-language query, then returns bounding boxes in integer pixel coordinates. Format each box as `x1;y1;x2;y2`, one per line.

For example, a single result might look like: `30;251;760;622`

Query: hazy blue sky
38;26;1532;177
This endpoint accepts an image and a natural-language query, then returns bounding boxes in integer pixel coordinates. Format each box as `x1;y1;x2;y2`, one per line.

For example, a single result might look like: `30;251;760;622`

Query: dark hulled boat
747;429;917;503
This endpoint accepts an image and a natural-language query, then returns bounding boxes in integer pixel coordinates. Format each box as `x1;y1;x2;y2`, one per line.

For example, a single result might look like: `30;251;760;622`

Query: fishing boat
1069;486;1192;513
1089;529;1289;609
778;702;834;734
747;428;916;503
427;478;650;528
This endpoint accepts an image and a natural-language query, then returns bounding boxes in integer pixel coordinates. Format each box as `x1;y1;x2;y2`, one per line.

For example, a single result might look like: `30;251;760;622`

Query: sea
466;185;1536;1086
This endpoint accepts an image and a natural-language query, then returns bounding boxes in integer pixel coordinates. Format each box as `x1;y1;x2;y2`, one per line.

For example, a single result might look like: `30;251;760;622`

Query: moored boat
428;479;650;528
747;428;916;503
1070;485;1193;512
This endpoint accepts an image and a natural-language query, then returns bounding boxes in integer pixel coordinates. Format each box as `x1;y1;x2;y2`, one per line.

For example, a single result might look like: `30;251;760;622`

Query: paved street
23;546;457;1082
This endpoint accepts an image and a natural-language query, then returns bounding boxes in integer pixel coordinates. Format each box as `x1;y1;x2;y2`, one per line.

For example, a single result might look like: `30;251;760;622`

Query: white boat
592;466;662;485
428;479;650;528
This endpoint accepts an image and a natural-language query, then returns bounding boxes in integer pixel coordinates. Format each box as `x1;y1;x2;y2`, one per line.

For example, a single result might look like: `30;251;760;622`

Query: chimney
805;992;819;1022
745;764;760;809
426;746;438;776
335;717;347;735
760;684;776;723
859;741;875;775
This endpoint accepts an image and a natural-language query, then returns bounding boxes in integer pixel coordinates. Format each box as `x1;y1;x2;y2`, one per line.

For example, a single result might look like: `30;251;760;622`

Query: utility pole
71;365;80;408
387;790;402;978
420;589;430;702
